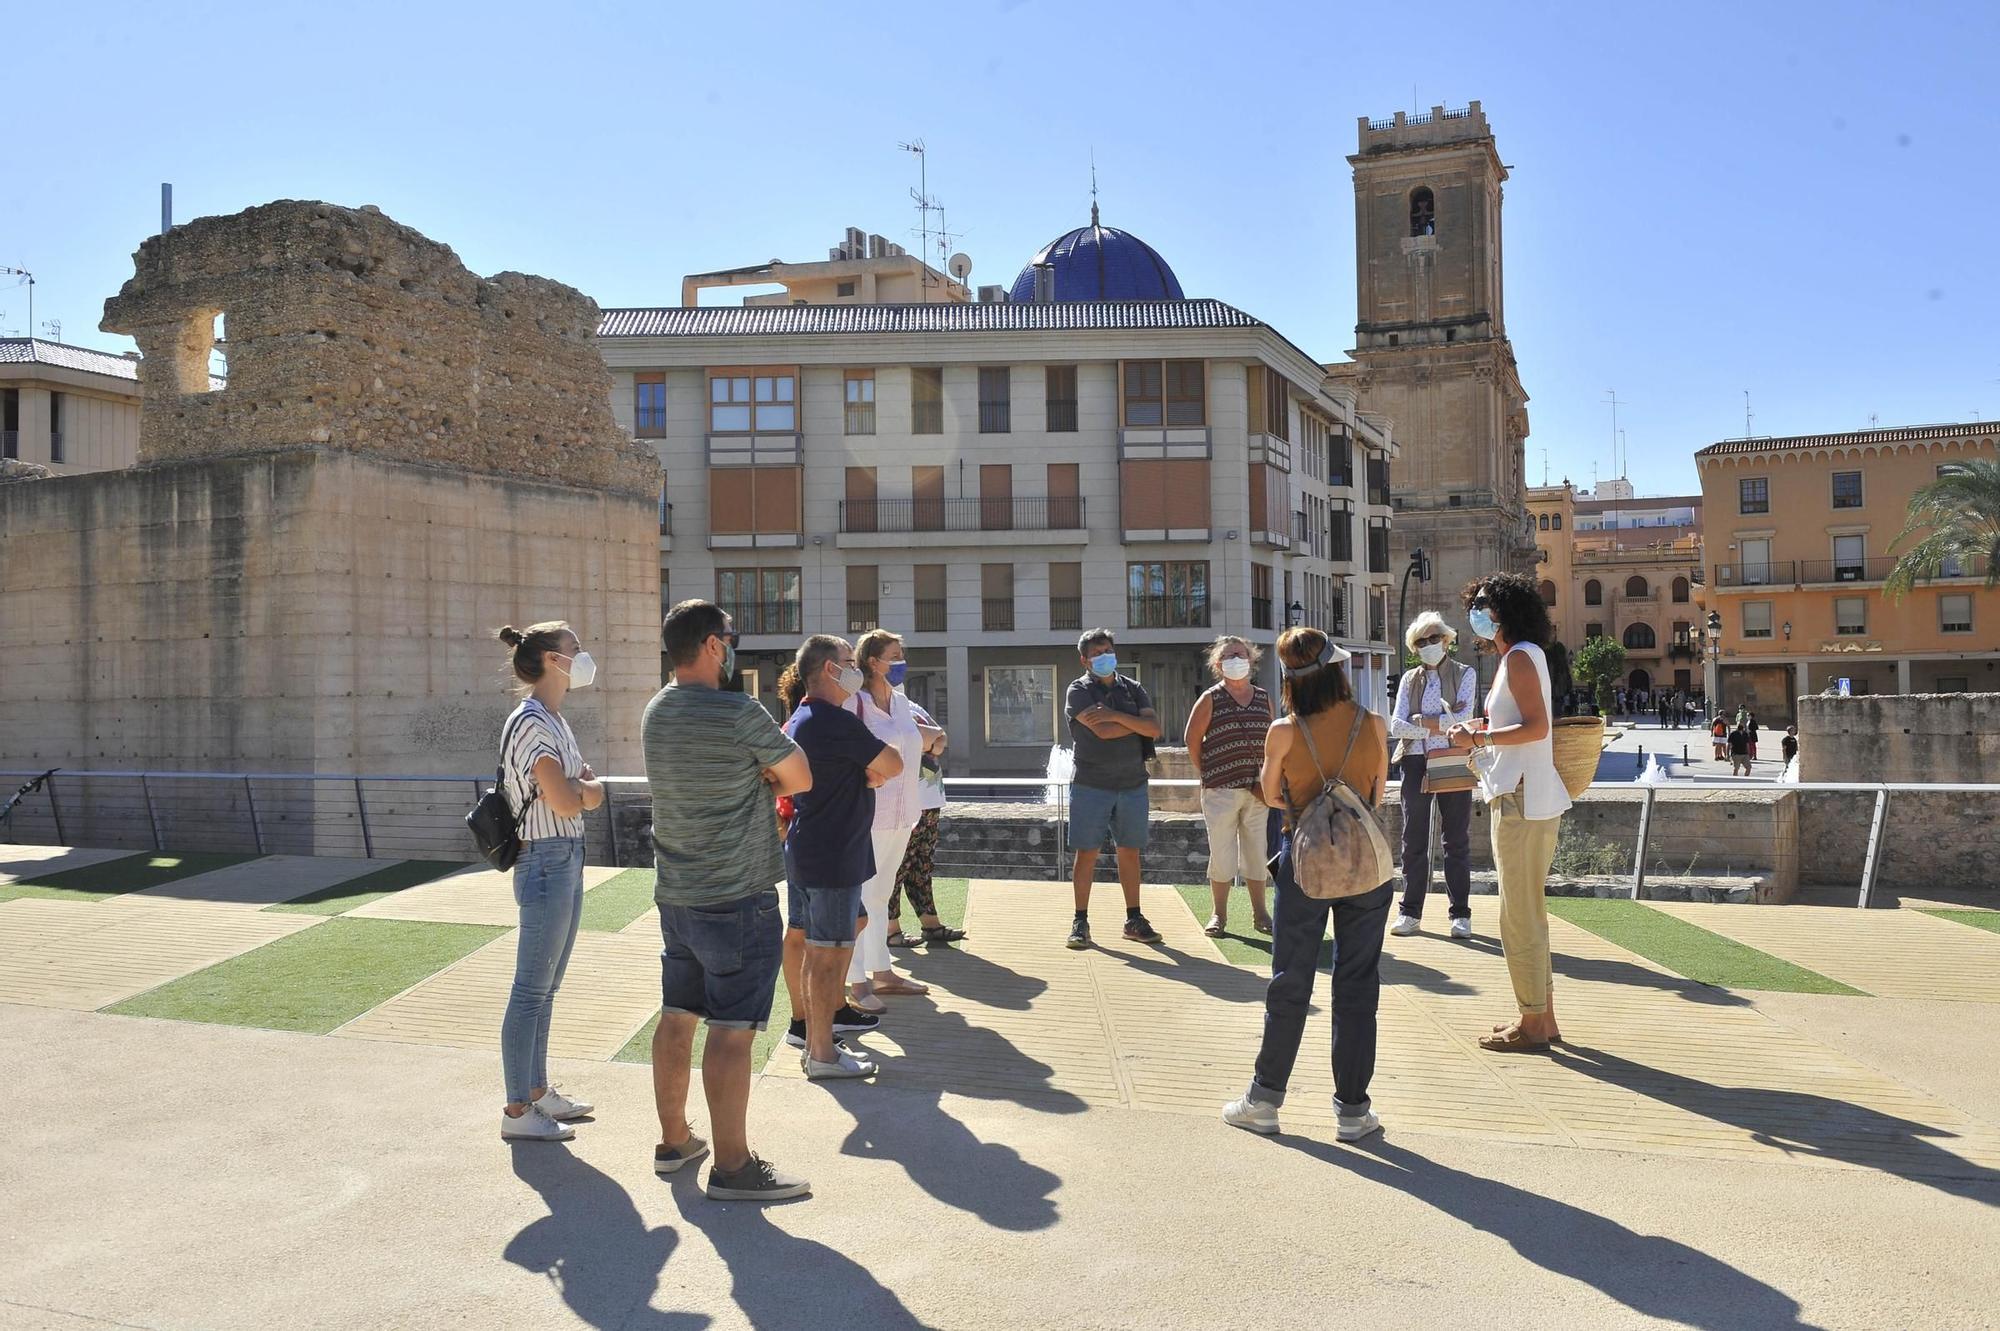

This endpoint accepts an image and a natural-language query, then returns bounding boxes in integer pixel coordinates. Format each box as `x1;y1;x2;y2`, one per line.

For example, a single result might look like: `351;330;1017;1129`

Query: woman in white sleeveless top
1447;573;1572;1052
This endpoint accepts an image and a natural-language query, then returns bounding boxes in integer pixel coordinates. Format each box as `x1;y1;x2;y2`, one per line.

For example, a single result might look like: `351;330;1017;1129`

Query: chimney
1031;263;1056;304
868;233;888;258
845;226;866;259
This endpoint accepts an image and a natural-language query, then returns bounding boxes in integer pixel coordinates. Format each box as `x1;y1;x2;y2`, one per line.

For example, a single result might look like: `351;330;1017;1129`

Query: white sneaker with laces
1222;1095;1280;1135
1336;1105;1382;1142
803;1048;877;1080
501;1104;575;1142
1449;918;1472;940
1389;914;1421;937
533;1086;594;1121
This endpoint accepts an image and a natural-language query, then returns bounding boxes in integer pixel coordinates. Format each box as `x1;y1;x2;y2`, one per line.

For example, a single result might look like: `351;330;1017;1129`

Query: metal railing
915;598;948;633
839;496;1086;533
1049;596;1082;632
978;402;1011;433
1045;399;1078;432
1713;561;1795;588
1;429;16;459
982;598;1015;632
1798;556;1899;584
846;601;879;633
719;600;802;636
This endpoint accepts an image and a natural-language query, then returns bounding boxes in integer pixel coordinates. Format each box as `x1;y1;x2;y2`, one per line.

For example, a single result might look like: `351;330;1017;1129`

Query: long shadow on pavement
1283;1135;1825;1330
848;1003;1090;1116
897;944;1049;1012
831;1080;1063;1232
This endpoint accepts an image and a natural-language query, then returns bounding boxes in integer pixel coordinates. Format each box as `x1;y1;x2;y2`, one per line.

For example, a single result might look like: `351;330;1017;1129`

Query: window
1049;562;1083;631
1252;564;1274;631
1045;365;1078;432
47;393;63;462
634;373;666;437
715;567;801;636
1331;500;1354;561
1739;477;1769;514
1047;462;1081;528
708;373;795;433
980;464;1013;530
843;466;877;533
1740;538;1772;584
1584;579;1602;606
1585;622;1604;640
1833;534;1865;581
1410;186;1436;237
1936;676;1970;693
1166;360;1206;426
1367;519;1390;574
1538;580;1557;606
1328;431;1351;488
658;478;671;535
1940;593;1973;634
1832;470;1863;509
915;564;947;633
978;367;1011;433
982;563;1015;631
1250;365;1289;440
1622;623;1656;650
1537;548;1549;564
1366;455;1390;506
1835;596;1866;636
844;371;875;435
1742;602;1774;639
1538;513;1550;531
847;565;879;634
1123;361;1162;426
836;280;857;298
1672;575;1690;603
911;367;943;434
1671;620;1691;645
1625;575;1649;599
1127;560;1210;628
1552;514;1563;530
1123;360;1205;427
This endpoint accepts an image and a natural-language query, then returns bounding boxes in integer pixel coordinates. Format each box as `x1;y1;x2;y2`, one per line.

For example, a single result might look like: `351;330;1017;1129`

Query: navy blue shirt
784;698;886;889
1065;673;1154;791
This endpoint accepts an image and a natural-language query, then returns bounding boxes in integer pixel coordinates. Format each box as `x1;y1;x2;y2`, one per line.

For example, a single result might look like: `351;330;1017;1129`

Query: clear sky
10;1;1998;496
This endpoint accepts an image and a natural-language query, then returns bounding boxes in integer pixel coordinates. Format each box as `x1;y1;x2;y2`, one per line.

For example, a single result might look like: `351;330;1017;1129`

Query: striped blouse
501;698;585;843
1198;683;1273;790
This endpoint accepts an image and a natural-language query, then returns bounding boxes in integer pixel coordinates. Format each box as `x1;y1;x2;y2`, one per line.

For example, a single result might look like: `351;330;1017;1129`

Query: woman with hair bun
493;621;606;1141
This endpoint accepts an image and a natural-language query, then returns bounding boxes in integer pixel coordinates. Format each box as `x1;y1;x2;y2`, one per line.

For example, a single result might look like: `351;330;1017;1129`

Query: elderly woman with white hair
1387;610;1479;939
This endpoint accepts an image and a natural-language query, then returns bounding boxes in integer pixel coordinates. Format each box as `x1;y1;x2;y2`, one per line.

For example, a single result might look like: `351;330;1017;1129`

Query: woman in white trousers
847;630;935;1011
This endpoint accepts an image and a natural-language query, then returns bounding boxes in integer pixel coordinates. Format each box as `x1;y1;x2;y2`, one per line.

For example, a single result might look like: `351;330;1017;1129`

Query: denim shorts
1069;782;1150;851
786;881;864;948
657;890;784;1030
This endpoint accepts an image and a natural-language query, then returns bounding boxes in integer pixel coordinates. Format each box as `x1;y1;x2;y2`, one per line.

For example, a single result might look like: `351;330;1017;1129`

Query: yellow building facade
1696;424;1999;721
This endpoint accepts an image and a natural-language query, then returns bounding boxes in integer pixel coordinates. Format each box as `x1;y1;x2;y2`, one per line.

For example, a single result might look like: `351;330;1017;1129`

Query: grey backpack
1289;709;1395;899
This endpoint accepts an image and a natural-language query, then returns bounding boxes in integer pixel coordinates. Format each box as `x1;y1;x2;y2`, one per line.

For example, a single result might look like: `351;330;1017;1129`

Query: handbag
1420;745;1479;794
465;709;539;871
1286;708;1396;900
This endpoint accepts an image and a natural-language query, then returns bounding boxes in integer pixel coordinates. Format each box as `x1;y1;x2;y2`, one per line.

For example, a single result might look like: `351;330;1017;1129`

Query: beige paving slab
0;898;322;1010
94;855;382;909
1650;900;2000;1002
0;847;136;885
346;863;624;926
332;929;660;1059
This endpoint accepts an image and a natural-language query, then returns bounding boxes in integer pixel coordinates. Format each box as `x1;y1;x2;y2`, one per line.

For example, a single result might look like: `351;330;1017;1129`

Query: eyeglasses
1415;633;1447;646
1470;596;1493;609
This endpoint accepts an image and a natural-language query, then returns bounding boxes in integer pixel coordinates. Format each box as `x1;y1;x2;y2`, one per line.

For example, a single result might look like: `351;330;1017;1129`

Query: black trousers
1396;752;1474;921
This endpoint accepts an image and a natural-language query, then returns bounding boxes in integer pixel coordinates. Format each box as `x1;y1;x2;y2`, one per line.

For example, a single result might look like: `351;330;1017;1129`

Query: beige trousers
1489;791;1561;1015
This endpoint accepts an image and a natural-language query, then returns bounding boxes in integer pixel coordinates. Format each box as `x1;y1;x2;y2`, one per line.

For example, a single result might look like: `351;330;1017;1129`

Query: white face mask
1417;642;1446;667
555;650;596;689
833;664;865;696
1220;658;1252;681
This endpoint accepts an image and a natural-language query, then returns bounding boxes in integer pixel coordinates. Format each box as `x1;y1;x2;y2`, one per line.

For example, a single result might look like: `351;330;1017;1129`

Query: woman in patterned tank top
1185;636;1275;938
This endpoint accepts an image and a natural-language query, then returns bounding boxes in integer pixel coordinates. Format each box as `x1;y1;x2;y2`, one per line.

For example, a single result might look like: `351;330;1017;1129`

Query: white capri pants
849;825;914;983
1200;786;1270;885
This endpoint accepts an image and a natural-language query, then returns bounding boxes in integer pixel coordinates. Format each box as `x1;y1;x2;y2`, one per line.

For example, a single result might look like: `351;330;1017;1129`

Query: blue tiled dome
1008;206;1185;303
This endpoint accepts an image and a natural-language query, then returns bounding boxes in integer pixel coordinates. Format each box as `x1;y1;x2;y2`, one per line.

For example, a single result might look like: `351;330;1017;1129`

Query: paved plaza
4;844;1998;1329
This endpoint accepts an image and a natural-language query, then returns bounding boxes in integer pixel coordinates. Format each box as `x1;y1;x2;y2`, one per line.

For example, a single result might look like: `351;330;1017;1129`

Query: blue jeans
502;837;585;1103
1247;834;1394;1113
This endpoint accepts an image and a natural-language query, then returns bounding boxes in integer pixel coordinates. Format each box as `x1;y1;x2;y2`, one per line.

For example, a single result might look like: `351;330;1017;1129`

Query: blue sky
10;1;1998;496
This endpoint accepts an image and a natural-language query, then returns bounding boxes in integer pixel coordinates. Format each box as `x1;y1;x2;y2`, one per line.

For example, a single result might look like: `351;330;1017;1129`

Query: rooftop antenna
1744;389;1754;439
1869;412;1880;428
1541;447;1548;486
1090;148;1100;227
1604;388;1625;482
0;267;33;339
898;139;943;302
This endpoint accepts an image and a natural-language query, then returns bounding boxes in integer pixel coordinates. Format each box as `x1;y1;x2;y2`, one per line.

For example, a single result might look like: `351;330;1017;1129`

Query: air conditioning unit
978;284;1008;304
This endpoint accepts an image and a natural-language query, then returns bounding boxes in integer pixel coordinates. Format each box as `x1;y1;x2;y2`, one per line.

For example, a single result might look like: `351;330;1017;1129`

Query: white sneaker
501;1104;575;1141
1449;918;1472;940
803;1048;877;1080
533;1086;593;1121
1337;1106;1382;1142
1222;1095;1280;1135
1389;914;1421;937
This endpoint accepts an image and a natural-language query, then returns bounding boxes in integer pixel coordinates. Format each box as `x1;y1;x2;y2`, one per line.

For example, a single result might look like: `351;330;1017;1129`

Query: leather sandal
1203;916;1226;937
871;976;930;997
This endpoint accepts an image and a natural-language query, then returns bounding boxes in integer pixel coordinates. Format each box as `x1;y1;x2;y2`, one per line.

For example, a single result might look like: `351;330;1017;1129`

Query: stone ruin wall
99;199;657;494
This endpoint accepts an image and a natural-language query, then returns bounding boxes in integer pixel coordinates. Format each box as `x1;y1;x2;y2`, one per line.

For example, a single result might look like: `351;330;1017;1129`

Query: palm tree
1884;458;2000;597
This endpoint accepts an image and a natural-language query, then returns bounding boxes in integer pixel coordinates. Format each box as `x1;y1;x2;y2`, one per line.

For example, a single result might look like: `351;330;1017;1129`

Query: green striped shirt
641;682;800;907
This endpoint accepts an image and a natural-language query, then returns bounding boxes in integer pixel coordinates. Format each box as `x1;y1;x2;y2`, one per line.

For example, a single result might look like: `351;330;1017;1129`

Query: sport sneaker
832;1005;881;1035
1122;914;1162;944
1389;913;1421;937
532;1086;593;1121
500;1104;574;1142
1448;917;1472;941
1066;918;1091;950
654;1134;710;1175
802;1048;877;1080
1336;1105;1382;1142
1221;1095;1280;1135
706;1152;810;1203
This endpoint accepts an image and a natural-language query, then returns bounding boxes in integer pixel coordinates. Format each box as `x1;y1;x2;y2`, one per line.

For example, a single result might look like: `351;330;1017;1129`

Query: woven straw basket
1551;716;1606;798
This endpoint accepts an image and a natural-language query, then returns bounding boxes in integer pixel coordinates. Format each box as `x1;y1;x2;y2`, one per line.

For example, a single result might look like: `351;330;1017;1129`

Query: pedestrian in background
1746;710;1761;762
1728;725;1752;776
1711;713;1729;762
886;695;965;949
1782;724;1799;767
1186;636;1275;938
1387;611;1477;941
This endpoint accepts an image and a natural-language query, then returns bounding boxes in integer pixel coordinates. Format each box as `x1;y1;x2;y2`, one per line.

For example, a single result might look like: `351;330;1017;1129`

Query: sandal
921;924;967;945
872;976;929;997
849;990;886;1014
887;930;920;948
1253;917;1273;935
1478;1026;1551;1054
1203;916;1226;938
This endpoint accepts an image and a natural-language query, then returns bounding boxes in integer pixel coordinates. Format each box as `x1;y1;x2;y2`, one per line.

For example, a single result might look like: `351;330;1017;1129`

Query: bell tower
1340;101;1534;661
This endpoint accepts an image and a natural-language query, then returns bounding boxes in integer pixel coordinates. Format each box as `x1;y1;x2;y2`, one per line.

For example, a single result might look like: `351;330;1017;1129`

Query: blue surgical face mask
1468;607;1498;641
1089;652;1117;677
720;639;737;682
886;661;908;687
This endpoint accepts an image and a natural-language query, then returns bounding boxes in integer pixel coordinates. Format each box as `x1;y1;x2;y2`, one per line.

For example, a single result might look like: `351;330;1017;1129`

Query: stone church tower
1331;101;1534;685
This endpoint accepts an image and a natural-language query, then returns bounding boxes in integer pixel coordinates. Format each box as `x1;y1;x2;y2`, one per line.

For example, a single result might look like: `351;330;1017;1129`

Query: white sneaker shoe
1448;918;1472;940
1337;1106;1382;1142
1389;914;1421;937
1222;1095;1280;1135
803;1048;877;1080
501;1104;575;1141
533;1086;594;1121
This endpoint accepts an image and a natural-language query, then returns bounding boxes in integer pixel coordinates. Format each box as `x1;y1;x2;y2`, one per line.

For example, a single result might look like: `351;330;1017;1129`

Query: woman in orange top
1222;626;1393;1143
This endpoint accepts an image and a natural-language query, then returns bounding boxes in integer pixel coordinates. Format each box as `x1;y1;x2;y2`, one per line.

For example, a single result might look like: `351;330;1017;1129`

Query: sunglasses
1470;595;1493;609
1415;633;1447;646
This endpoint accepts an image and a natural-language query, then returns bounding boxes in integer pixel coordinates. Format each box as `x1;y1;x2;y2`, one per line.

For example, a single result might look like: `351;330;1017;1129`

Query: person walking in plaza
1447;572;1572;1054
1221;626;1393;1141
779;635;903;1080
1711;712;1730;762
1063;629;1164;950
1185;636;1275;938
494;622;606;1142
642;601;813;1201
1746;710;1761;762
886;696;965;949
1387;611;1478;940
1782;724;1799;767
845;630;936;1009
1728;724;1752;776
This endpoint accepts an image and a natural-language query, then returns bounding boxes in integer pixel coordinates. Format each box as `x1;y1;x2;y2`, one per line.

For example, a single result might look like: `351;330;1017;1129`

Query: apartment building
1528;482;1706;694
1696;423;1999;722
596;224;1398;774
0;339;146;474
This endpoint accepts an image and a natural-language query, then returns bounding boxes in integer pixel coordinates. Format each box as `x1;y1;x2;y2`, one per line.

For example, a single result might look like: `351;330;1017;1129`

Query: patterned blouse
1198;682;1273;790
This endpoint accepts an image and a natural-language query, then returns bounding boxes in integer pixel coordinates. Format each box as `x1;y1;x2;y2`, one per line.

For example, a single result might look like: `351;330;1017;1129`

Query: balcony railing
1367;529;1390;574
846;601;880;633
1327;595;1348;638
1713;561;1795;588
978;402;1011;433
1798;556;1898;585
719;600;801;636
1369;603;1387;642
1049;596;1082;632
1128;597;1210;630
982;598;1016;632
1251;596;1274;631
912;401;944;434
1046;399;1078;432
658;501;672;537
1;429;17;459
840;496;1086;534
48;431;63;463
915;599;947;633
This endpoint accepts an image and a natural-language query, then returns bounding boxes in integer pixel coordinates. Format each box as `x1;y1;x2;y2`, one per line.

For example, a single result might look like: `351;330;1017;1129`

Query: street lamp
1703;610;1722;715
1285;599;1305;628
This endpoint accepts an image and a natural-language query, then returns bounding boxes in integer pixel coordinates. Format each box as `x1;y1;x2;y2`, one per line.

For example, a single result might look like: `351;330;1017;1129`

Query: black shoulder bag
466;709;540;870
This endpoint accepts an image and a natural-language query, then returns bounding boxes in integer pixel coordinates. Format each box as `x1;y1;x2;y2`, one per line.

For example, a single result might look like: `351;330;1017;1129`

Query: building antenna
1604;388;1625;482
898;139;938;302
1541;447;1548;486
0;267;33;339
1744;389;1754;439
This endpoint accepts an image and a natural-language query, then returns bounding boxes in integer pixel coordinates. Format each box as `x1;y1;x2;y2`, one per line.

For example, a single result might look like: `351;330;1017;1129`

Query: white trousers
1201;786;1270;885
849;825;914;983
